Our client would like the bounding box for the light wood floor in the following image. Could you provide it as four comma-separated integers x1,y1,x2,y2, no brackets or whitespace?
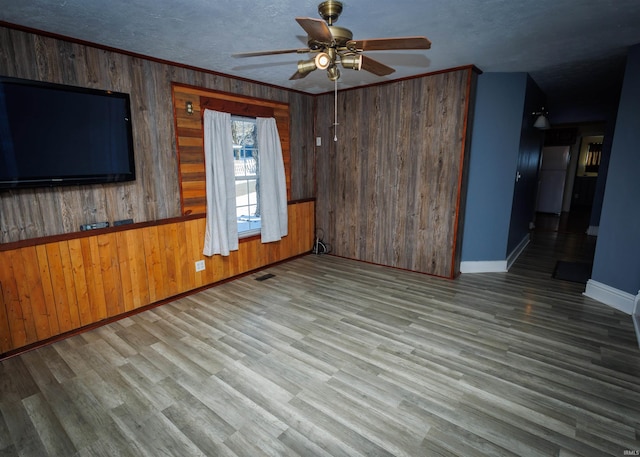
1,230,639,456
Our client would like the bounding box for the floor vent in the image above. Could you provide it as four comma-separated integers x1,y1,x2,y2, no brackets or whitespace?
255,273,275,281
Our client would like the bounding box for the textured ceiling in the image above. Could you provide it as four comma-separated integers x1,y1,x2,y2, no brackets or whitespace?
2,0,640,121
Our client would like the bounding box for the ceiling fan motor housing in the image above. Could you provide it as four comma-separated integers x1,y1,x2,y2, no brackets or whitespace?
329,26,353,46
308,25,353,48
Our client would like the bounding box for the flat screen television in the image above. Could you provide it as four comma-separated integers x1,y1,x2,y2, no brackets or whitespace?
0,76,135,190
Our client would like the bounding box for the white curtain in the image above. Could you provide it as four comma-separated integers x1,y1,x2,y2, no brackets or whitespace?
257,117,288,243
203,109,238,256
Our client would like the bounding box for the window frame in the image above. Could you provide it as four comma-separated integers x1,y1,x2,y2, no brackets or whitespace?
231,115,260,237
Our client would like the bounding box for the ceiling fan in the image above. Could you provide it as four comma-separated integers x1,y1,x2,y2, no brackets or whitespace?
233,0,431,81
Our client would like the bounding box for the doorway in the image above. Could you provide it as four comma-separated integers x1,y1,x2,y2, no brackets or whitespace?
536,145,570,215
572,135,603,210
534,130,604,236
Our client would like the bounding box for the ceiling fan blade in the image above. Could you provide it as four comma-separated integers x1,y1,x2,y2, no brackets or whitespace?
348,36,431,51
360,55,396,76
296,17,333,43
232,48,310,58
289,69,313,80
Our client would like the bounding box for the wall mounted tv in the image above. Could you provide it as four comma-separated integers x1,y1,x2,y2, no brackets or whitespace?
0,76,136,190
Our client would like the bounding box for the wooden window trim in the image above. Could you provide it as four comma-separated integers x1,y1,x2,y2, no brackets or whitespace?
201,98,274,118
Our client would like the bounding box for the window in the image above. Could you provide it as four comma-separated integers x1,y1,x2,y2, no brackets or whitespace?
232,116,260,235
172,84,291,218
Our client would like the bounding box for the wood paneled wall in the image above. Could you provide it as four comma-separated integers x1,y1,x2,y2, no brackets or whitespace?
0,25,315,244
314,67,477,278
0,200,315,356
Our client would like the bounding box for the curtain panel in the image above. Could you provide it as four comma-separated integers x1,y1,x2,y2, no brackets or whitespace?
257,117,288,243
202,111,287,256
203,109,238,256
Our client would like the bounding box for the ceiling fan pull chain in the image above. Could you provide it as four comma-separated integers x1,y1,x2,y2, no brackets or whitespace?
334,77,338,142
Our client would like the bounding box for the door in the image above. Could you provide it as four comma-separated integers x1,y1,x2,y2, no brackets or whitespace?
536,146,570,214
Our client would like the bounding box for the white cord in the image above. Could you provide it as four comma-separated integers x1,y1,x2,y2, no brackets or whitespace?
333,77,338,142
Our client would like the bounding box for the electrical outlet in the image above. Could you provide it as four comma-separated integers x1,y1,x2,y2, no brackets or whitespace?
195,260,205,272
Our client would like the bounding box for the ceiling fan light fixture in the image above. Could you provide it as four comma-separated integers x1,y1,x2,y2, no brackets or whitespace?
532,107,551,129
533,114,551,130
315,52,331,70
327,65,341,81
296,59,318,75
341,54,362,71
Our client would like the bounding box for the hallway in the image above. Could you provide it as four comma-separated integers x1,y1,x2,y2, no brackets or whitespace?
534,207,593,236
526,209,597,282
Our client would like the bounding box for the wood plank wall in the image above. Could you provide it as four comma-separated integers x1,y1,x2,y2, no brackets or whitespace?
314,67,478,278
0,25,315,244
0,200,315,356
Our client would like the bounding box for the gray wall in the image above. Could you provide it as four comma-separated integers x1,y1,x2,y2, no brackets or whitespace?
462,72,544,262
588,109,616,229
507,75,545,254
591,44,640,295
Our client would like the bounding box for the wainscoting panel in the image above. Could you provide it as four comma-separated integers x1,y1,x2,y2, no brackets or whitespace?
0,200,314,356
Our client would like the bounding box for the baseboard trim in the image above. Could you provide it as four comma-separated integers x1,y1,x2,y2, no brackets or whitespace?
583,280,635,315
460,260,507,273
507,234,530,270
460,234,530,274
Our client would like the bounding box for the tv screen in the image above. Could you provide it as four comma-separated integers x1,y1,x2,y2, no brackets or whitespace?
0,76,135,189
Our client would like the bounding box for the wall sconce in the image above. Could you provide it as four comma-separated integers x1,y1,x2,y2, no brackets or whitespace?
532,107,550,130
186,101,194,115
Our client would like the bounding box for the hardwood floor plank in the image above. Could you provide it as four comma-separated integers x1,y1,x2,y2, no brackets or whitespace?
0,356,41,403
225,417,297,457
1,399,48,456
288,396,394,457
299,384,425,457
35,381,100,450
216,364,367,457
74,431,147,457
457,391,601,456
421,423,520,457
68,369,126,412
109,402,206,457
277,427,336,457
159,379,240,457
116,362,176,411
